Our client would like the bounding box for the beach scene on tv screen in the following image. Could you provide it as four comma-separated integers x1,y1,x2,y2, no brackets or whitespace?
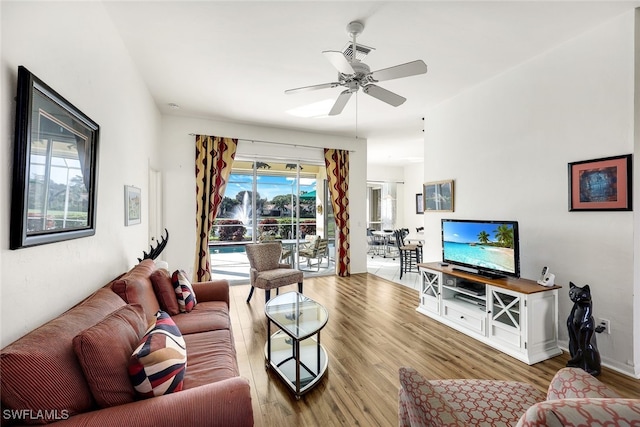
443,222,515,273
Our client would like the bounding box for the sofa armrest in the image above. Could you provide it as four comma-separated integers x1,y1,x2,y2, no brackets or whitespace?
191,279,230,307
516,398,640,427
547,368,619,400
48,377,252,427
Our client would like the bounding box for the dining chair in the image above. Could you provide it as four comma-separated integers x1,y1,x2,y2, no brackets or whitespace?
245,242,303,304
393,229,421,279
367,228,384,257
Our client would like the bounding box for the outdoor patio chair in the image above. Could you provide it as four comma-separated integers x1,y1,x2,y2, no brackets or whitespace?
298,236,329,271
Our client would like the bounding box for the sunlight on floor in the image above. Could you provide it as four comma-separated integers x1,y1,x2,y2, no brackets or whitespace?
366,252,421,291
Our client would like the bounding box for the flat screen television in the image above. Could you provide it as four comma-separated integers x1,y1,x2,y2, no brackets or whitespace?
441,219,520,279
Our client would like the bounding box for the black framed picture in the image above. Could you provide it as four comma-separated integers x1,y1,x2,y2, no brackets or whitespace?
568,154,632,212
10,66,100,249
416,193,424,214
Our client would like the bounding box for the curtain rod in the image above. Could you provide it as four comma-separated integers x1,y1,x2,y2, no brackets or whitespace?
188,134,357,152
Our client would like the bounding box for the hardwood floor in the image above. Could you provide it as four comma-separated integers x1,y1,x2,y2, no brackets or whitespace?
229,273,640,427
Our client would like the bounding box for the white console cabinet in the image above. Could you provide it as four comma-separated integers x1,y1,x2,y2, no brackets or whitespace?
417,262,562,365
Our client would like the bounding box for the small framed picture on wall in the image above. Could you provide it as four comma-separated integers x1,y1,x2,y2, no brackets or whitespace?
423,180,454,212
416,193,424,214
124,185,141,226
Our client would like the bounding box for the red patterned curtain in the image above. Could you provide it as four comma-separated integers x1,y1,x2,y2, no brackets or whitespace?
194,135,238,282
324,148,350,277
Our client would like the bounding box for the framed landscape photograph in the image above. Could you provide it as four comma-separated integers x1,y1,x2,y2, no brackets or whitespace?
416,193,424,214
125,185,141,225
10,66,100,249
568,154,632,211
423,180,454,212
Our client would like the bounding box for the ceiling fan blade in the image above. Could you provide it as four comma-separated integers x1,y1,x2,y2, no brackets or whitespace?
363,85,406,107
370,60,428,82
285,82,340,95
329,90,353,116
322,51,355,75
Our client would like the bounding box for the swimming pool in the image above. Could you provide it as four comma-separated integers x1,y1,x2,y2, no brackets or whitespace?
209,245,247,254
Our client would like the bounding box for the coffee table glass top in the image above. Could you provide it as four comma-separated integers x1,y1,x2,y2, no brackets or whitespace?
265,292,328,340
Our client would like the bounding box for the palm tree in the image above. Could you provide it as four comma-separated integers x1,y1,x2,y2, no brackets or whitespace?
477,230,490,244
493,224,514,248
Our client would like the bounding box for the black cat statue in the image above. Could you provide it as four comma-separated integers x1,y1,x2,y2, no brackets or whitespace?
566,282,601,376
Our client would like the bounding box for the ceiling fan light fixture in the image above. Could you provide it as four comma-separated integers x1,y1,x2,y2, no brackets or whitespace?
286,99,334,118
342,41,374,62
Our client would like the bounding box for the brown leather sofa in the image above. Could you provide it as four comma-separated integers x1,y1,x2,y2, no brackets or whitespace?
1,260,253,426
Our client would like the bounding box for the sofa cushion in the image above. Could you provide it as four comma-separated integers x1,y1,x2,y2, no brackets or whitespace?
72,304,147,408
111,259,160,323
0,288,126,424
182,329,239,389
172,270,197,313
428,378,544,426
150,268,180,316
129,311,187,398
171,301,230,335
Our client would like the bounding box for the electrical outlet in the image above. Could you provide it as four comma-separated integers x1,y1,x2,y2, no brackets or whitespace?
597,318,610,334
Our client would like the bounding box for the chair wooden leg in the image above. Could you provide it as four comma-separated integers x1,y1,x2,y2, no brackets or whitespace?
298,282,303,294
265,289,271,304
246,286,255,303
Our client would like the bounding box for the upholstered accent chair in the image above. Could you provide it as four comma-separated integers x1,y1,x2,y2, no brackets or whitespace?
245,242,303,304
398,366,640,427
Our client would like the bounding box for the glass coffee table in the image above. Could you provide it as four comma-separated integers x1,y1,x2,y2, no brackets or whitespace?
264,291,329,399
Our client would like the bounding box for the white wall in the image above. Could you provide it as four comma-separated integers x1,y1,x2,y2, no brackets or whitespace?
423,11,637,375
403,162,425,233
159,116,368,277
1,2,161,347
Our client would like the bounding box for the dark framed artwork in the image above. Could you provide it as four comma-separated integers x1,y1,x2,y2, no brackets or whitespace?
568,154,632,211
423,180,454,212
10,66,100,249
416,193,424,214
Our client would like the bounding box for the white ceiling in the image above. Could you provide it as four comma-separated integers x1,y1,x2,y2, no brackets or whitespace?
102,1,640,166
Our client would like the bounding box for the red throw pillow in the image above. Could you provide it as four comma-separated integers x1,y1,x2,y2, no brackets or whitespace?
150,268,180,316
73,304,147,408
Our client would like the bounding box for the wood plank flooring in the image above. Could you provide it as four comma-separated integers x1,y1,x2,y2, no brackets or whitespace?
229,273,640,427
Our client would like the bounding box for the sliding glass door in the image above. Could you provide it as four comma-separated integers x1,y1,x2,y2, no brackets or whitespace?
209,159,332,282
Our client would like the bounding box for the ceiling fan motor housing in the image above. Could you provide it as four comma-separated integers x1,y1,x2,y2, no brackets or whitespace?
346,21,364,37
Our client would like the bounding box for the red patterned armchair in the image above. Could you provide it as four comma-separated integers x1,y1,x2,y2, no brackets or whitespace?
398,367,640,427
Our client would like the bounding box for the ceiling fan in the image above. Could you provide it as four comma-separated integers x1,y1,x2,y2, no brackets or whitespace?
285,21,428,116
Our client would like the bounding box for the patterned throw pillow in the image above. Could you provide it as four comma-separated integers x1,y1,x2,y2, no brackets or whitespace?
128,311,187,398
171,270,197,313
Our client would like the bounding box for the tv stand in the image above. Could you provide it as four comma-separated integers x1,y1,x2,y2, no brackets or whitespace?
417,262,562,365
